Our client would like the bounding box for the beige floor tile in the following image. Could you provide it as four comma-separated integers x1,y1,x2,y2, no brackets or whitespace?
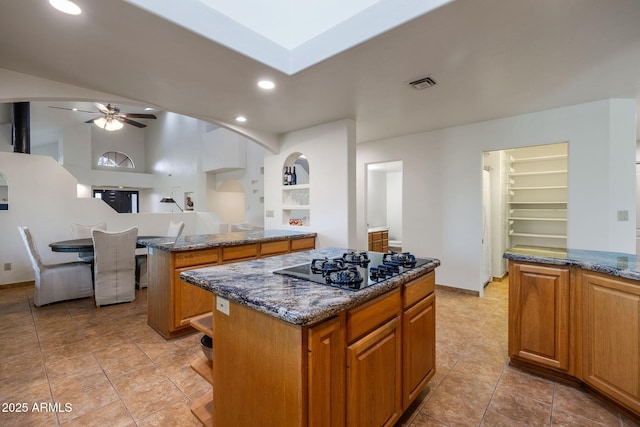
552,383,621,426
496,365,554,405
109,364,169,399
55,382,122,424
49,370,111,401
59,400,135,427
44,352,103,381
119,377,186,421
136,397,202,427
486,387,552,426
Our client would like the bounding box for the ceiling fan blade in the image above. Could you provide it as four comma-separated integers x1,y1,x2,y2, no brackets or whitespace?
119,117,147,128
94,102,109,114
48,106,97,114
121,113,157,119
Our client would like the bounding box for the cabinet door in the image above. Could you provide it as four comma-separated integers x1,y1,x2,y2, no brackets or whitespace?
509,261,570,371
347,316,402,427
403,293,435,407
582,271,640,413
173,265,215,330
308,315,346,427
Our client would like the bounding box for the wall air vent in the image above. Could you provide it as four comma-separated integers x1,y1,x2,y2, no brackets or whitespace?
408,76,437,90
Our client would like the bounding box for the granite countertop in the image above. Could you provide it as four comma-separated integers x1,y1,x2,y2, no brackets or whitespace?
504,245,640,281
138,229,316,252
180,247,440,326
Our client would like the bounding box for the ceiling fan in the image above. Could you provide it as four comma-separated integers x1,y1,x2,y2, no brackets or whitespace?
48,102,157,131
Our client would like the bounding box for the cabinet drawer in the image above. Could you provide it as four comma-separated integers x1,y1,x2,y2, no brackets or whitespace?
290,237,316,252
222,244,258,262
347,290,401,343
403,271,435,308
174,249,219,268
261,240,290,256
371,231,382,241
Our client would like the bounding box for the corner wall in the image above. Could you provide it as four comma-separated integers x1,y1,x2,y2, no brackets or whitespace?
264,119,357,249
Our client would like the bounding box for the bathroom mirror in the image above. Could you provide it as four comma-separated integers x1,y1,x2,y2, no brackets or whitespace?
0,172,8,211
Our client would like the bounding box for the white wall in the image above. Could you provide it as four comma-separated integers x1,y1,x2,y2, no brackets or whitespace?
357,99,637,295
367,170,387,227
0,152,208,285
386,171,402,242
264,119,357,249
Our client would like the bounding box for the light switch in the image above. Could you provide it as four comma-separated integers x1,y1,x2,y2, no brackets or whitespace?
617,210,629,221
216,296,230,315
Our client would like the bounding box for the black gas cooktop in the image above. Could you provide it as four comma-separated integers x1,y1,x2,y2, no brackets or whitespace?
272,251,432,291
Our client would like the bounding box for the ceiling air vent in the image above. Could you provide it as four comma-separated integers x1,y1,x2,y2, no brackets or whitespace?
408,76,437,90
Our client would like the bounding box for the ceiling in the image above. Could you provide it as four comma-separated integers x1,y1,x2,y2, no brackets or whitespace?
0,0,639,150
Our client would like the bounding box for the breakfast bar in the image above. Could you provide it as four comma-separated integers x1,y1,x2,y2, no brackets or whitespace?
504,245,640,419
139,230,316,339
180,247,440,427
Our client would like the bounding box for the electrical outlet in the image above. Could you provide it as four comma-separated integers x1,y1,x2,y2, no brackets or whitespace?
216,296,230,315
617,210,629,221
265,210,274,218
3,262,11,271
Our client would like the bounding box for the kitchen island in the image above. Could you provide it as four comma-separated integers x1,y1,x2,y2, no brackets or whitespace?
180,247,440,427
504,245,640,419
139,230,316,339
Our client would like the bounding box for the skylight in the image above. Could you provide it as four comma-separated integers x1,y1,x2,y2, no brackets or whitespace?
123,0,453,74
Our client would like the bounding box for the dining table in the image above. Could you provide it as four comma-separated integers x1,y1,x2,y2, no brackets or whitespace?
49,236,164,253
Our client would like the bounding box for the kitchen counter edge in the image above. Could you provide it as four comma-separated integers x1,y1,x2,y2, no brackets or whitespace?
503,245,640,282
138,229,316,252
180,248,440,326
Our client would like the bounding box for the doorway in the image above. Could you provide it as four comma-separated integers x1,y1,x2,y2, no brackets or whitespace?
483,142,568,280
367,161,403,251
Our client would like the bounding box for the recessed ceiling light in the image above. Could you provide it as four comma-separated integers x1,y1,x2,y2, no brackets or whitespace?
144,107,155,111
72,108,78,111
235,116,247,123
258,80,275,90
49,0,82,15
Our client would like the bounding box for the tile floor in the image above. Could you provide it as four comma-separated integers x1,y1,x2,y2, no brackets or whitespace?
0,280,636,426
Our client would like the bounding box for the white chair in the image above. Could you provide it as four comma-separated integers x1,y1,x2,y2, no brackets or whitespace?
136,221,184,289
92,227,138,307
71,222,106,262
18,226,93,307
167,220,185,237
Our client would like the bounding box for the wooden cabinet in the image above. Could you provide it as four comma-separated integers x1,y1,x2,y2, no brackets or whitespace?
508,261,571,372
308,315,346,427
192,270,435,427
346,291,402,427
148,235,316,339
403,292,435,407
368,229,389,252
581,271,640,414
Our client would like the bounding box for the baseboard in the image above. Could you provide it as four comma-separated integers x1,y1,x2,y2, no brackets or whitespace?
492,272,508,282
435,284,480,297
0,281,33,289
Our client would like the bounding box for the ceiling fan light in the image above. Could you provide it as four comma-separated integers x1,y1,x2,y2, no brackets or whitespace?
94,117,124,131
49,0,82,15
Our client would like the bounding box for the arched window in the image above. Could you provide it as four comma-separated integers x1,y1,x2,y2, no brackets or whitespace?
97,151,135,168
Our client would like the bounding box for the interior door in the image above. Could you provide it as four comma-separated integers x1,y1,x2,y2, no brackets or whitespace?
482,170,492,285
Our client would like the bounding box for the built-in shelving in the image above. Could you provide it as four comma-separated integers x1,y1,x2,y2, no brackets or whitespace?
507,143,568,248
189,313,213,427
282,155,310,227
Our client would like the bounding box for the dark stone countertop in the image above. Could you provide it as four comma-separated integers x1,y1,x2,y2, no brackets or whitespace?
138,229,316,252
504,245,640,281
180,247,440,326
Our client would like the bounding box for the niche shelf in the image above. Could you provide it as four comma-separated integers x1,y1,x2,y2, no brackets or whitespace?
282,154,310,227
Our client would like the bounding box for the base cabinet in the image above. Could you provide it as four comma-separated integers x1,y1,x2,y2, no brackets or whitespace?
403,292,436,407
509,261,571,372
308,316,346,427
148,236,315,339
197,273,436,427
581,271,640,414
509,260,640,418
347,315,402,427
